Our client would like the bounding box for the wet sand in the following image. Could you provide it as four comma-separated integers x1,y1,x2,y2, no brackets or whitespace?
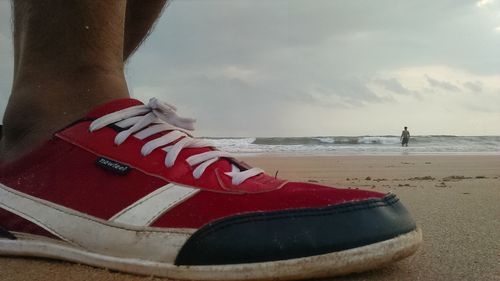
1,155,499,281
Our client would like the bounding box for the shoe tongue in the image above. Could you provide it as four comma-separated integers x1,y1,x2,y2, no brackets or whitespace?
86,98,144,119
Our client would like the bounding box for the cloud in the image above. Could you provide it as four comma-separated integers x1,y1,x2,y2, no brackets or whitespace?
477,0,494,7
373,78,418,96
219,66,259,84
388,66,500,116
463,81,483,92
300,78,385,108
425,75,462,92
331,78,384,105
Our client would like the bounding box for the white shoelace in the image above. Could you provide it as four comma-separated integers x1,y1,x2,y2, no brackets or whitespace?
89,98,264,185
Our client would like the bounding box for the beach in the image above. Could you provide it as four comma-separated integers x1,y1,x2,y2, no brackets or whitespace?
1,154,499,281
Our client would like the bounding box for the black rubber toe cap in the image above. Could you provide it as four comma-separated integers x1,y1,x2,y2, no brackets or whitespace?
175,194,416,265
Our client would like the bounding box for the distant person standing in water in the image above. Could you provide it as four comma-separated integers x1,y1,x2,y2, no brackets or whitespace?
401,126,410,147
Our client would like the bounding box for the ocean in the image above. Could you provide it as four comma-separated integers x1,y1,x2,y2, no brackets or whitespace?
202,135,500,155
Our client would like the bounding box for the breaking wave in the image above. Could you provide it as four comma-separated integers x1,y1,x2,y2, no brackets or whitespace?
203,135,500,155
252,136,402,145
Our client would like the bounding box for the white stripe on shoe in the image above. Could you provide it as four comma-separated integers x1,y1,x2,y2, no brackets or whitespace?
0,183,192,263
110,183,199,226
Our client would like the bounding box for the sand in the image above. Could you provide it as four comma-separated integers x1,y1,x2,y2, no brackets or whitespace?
1,155,499,281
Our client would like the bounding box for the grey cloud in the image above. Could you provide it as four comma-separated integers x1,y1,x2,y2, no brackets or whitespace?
135,0,500,76
425,75,462,92
374,78,418,95
294,78,387,109
463,81,483,92
331,78,383,105
132,70,293,136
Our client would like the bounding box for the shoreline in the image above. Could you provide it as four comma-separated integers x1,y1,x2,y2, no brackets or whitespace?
234,151,500,157
240,154,500,184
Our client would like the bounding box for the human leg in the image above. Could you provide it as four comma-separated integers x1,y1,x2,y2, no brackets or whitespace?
1,0,129,162
0,0,171,162
124,0,169,61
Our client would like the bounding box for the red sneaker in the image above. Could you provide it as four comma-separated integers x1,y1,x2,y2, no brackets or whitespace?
0,98,421,280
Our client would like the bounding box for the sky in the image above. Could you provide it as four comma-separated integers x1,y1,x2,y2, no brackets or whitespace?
1,0,500,137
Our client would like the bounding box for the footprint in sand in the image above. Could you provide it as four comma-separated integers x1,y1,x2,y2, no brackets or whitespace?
442,175,472,182
408,176,435,181
435,182,447,188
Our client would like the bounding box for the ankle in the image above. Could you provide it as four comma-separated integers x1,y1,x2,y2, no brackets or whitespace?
1,69,129,162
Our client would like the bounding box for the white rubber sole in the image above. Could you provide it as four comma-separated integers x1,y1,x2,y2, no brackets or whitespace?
0,228,422,281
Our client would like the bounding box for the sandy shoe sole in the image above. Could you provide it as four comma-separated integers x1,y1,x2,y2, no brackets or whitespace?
0,228,422,281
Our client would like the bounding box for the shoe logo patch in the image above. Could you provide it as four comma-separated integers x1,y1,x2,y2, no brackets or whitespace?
96,157,131,175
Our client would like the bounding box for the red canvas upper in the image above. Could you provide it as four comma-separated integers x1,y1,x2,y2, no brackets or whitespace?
0,98,384,236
